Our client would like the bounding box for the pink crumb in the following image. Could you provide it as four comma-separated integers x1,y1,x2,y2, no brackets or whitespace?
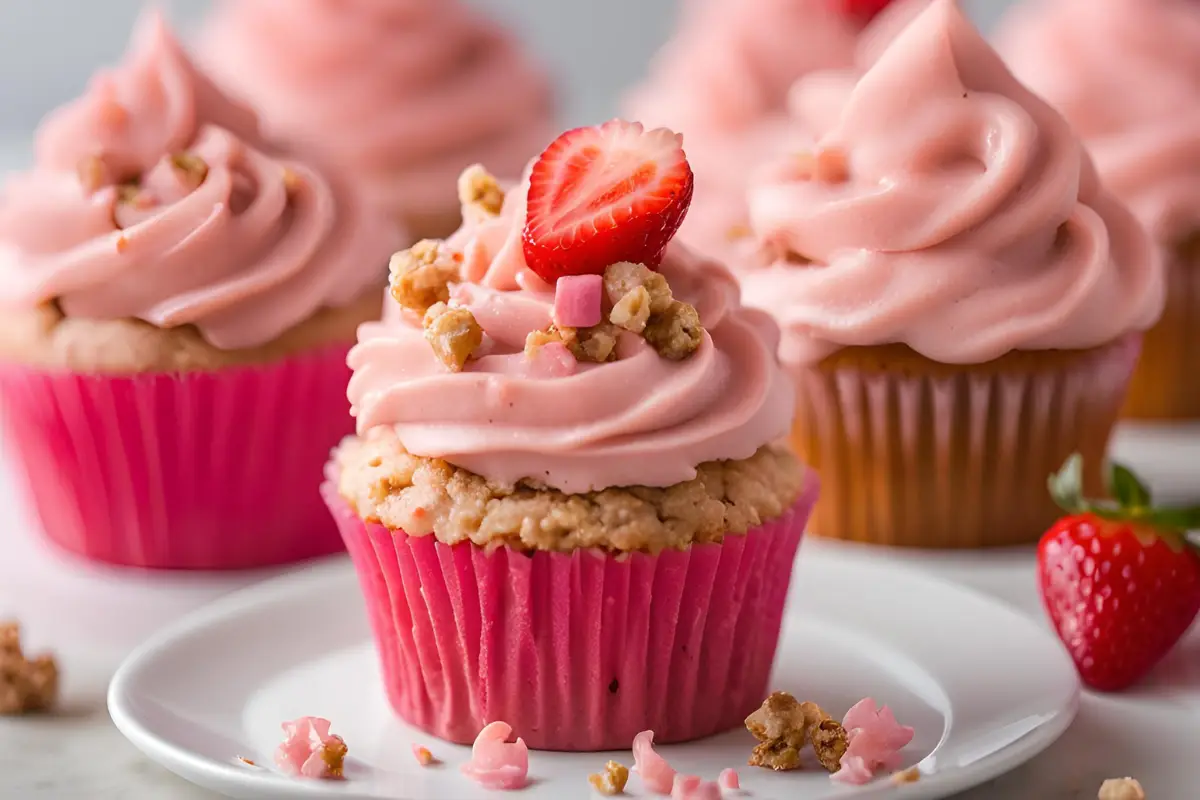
411,743,437,766
718,768,739,790
460,721,529,790
831,699,915,786
671,774,721,799
524,341,577,378
274,716,347,780
553,274,603,328
632,730,677,795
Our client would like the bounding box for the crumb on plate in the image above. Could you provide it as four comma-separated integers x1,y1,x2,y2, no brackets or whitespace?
745,691,847,773
1099,777,1146,800
0,622,58,715
588,760,629,795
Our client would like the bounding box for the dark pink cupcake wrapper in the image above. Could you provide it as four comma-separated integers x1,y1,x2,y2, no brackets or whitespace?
0,346,355,569
323,469,818,751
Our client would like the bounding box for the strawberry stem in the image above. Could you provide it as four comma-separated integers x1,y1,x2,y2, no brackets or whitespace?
1049,454,1200,538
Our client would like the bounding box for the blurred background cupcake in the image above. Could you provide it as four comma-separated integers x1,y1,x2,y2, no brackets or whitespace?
730,0,1163,547
999,0,1200,421
0,12,401,569
199,0,557,241
323,121,816,749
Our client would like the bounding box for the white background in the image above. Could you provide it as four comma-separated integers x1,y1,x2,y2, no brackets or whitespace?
0,0,1009,134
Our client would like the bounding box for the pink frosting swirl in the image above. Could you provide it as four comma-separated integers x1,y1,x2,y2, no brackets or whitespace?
1000,0,1200,242
200,0,555,225
739,0,1163,366
0,12,400,351
347,180,794,493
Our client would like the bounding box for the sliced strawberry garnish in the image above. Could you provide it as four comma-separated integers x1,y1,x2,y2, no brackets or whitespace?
830,0,896,25
522,119,694,283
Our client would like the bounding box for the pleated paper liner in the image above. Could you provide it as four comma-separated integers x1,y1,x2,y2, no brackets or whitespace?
0,345,356,569
1123,251,1200,419
322,469,819,752
790,336,1140,548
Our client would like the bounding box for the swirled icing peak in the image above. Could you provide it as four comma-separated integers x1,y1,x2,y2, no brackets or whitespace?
200,0,555,228
1000,0,1200,242
0,12,400,350
347,166,795,493
740,0,1163,366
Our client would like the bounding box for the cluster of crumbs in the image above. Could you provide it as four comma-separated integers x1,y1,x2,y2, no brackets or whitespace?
0,622,58,715
744,692,848,773
274,716,347,780
1099,778,1146,799
529,261,703,365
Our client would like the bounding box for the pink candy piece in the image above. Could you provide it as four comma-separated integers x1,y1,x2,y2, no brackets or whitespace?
553,274,603,328
632,730,677,795
671,774,721,799
460,721,529,791
273,716,346,780
524,341,577,379
831,699,915,786
718,768,739,790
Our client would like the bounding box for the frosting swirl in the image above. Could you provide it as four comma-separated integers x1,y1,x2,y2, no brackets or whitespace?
740,0,1163,366
347,180,794,494
1000,0,1200,242
201,0,555,226
0,13,400,351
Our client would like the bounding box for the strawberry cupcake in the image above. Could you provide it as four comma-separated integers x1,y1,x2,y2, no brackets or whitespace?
199,0,555,241
999,0,1200,420
0,13,401,569
624,0,928,263
323,121,816,749
733,0,1162,548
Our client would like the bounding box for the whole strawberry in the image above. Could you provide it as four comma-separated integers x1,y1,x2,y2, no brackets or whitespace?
1039,455,1200,692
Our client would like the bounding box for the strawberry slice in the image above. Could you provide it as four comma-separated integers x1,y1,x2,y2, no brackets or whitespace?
522,120,694,283
830,0,896,24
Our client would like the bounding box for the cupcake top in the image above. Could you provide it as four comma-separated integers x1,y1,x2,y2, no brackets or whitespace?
346,122,795,496
624,0,927,262
736,0,1163,367
200,0,555,228
1000,0,1200,244
0,12,399,353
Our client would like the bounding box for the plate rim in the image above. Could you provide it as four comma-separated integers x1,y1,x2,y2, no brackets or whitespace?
109,553,1080,800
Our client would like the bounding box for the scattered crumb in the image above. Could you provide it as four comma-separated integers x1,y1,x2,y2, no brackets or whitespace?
726,224,753,241
588,760,629,795
390,240,463,316
77,154,110,193
815,147,849,184
745,692,847,774
412,744,438,767
1099,778,1145,800
457,164,505,219
423,302,483,373
170,152,209,191
644,300,703,360
538,322,619,364
116,235,130,254
892,766,921,785
235,756,260,768
609,285,652,334
282,167,302,193
0,622,58,715
793,152,816,181
603,262,672,314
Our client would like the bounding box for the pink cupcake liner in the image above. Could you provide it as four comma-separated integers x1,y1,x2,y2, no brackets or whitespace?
322,469,818,751
0,346,355,569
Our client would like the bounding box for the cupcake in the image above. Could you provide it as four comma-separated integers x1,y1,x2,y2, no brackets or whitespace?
322,120,816,750
200,0,555,241
624,0,930,264
732,0,1163,548
999,0,1200,421
0,13,401,569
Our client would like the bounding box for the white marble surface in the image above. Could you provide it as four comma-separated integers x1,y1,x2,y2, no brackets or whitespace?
1,427,1198,799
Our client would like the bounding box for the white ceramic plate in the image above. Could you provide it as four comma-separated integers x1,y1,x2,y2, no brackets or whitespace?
109,552,1079,800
